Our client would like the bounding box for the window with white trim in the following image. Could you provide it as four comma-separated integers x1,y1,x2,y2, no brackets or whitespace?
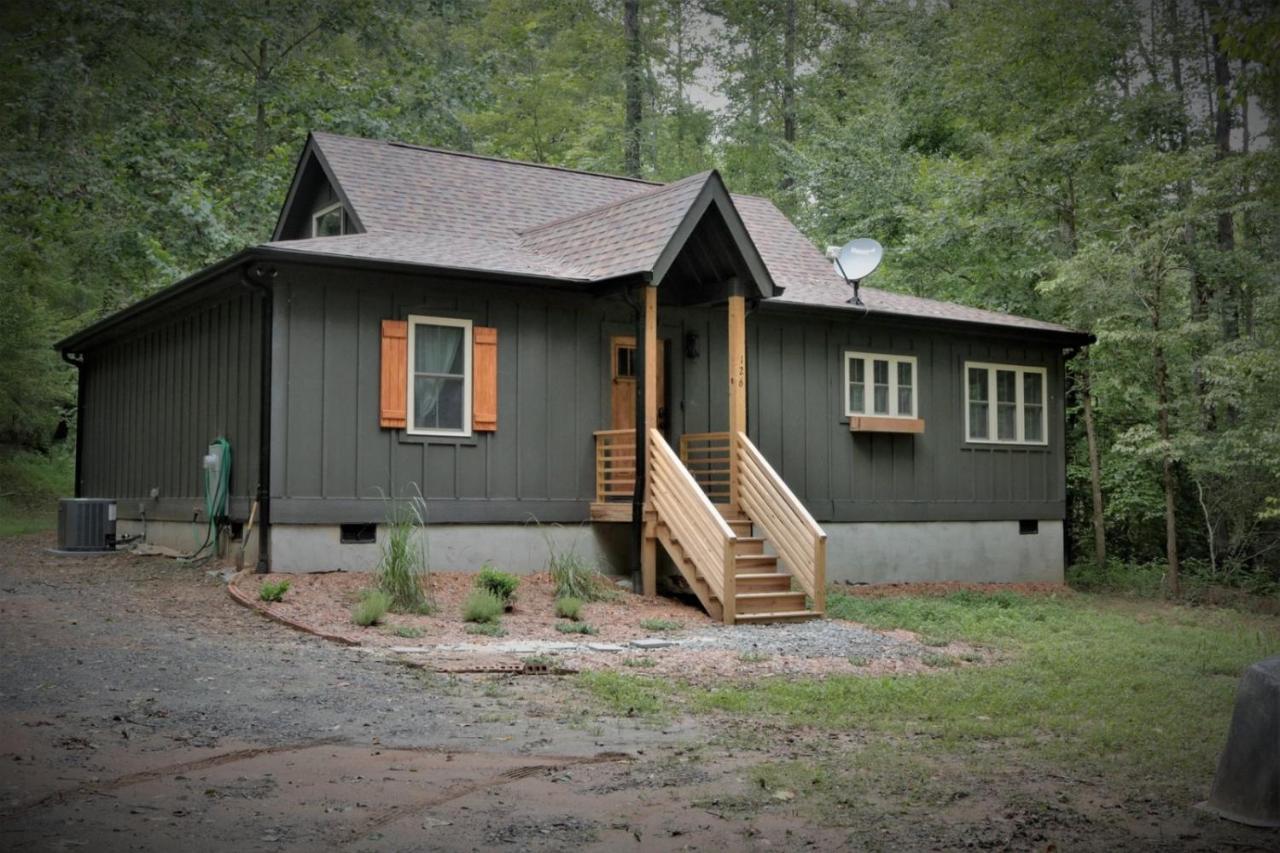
407,315,472,436
312,202,349,237
844,352,917,418
964,362,1047,445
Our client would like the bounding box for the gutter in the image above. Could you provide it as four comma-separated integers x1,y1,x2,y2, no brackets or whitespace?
240,262,277,573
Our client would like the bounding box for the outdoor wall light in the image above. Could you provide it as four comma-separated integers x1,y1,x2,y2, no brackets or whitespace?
685,331,700,360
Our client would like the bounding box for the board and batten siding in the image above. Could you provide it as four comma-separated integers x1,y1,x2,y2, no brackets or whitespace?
745,309,1066,523
270,266,1066,526
78,277,263,521
268,267,632,524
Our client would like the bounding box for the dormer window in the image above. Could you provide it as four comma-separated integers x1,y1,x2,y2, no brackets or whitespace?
312,202,349,237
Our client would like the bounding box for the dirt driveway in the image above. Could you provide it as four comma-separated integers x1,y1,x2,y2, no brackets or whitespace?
0,536,853,851
2,534,1275,852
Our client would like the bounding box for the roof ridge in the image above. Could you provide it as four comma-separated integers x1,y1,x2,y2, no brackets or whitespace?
519,171,715,238
311,131,664,187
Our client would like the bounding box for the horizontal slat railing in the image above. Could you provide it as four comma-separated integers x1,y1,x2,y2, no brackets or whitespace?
735,432,827,614
650,429,737,621
678,431,732,505
594,429,636,504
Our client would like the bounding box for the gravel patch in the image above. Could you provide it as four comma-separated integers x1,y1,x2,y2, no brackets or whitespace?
682,619,925,660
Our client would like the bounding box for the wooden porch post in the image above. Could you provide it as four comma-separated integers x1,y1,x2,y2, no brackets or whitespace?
641,284,658,596
727,292,747,510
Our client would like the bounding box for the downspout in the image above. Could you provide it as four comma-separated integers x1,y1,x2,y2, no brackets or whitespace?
60,351,85,498
623,284,646,593
241,262,277,573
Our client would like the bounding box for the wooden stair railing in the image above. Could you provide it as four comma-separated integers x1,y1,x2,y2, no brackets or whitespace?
735,432,827,615
648,429,739,624
677,431,732,505
593,429,636,504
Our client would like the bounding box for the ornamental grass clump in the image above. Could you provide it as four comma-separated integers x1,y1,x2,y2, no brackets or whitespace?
554,596,583,620
541,523,617,602
352,588,391,627
376,488,435,615
462,589,504,624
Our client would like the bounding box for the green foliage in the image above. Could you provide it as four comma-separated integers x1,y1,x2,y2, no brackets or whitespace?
462,589,504,624
258,579,290,603
389,624,424,639
639,618,681,632
376,491,434,615
622,656,656,668
465,621,506,637
351,588,390,627
0,448,73,537
474,565,519,605
554,596,583,620
575,671,668,716
738,651,770,663
554,621,597,635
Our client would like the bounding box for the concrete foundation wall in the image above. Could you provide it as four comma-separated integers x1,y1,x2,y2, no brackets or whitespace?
267,522,631,574
824,520,1064,585
117,519,259,568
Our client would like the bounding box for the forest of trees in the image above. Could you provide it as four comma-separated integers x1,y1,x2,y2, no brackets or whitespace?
2,0,1277,590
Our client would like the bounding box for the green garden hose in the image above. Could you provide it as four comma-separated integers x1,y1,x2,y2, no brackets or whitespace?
185,437,231,561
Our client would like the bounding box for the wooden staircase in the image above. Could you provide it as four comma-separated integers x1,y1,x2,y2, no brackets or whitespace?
647,429,825,624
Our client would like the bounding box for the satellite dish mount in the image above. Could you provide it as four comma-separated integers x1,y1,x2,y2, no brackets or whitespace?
831,238,883,306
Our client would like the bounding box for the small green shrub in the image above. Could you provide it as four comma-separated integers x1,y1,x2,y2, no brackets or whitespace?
623,656,657,668
922,652,958,668
640,618,681,632
258,579,290,602
847,655,870,667
738,651,771,663
475,565,519,605
463,589,505,623
389,625,424,638
555,596,583,620
555,622,598,635
352,589,391,627
466,622,506,637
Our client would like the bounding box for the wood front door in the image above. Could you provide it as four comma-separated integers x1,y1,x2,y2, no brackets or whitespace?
610,335,666,432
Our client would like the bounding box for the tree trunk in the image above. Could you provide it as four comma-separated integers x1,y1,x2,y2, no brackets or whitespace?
780,0,797,190
1081,359,1107,567
254,38,269,159
1212,15,1239,342
1154,339,1181,596
623,0,643,178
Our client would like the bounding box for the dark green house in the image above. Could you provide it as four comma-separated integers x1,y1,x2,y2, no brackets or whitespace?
57,132,1092,623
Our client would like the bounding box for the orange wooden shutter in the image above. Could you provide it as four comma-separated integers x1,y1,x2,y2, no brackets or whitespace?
473,326,498,432
379,320,408,429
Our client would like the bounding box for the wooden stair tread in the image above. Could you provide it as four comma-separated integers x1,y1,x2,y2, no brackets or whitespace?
734,610,820,622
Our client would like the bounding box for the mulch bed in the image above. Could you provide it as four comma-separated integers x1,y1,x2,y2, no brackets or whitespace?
244,570,717,649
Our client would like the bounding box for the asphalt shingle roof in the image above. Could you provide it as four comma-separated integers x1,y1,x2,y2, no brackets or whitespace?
265,132,1083,338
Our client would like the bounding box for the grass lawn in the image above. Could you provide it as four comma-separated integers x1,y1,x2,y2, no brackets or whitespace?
579,588,1280,816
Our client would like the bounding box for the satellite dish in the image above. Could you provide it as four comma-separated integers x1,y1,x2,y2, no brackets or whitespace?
831,238,883,306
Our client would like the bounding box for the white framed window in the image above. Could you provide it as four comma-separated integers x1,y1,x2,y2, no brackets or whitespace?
312,202,348,237
407,315,472,436
844,352,918,418
964,362,1047,445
